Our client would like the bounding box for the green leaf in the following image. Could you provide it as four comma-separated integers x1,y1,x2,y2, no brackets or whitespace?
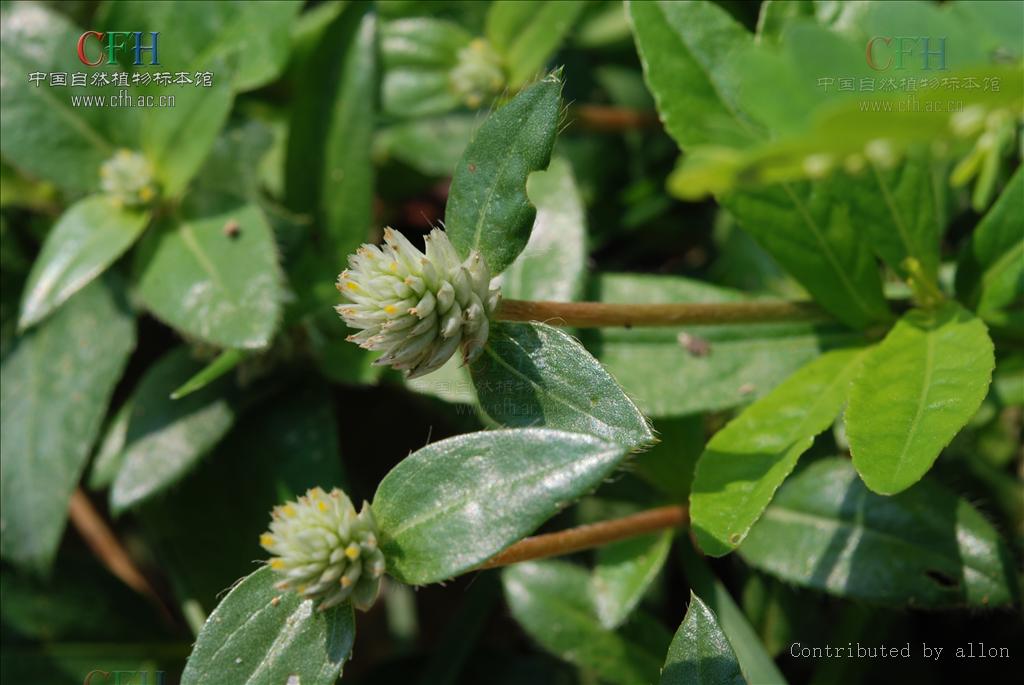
756,0,814,44
181,567,355,685
627,1,890,328
1,276,134,573
661,592,745,685
18,196,149,330
634,416,705,500
592,531,673,629
100,0,302,93
956,168,1024,332
740,458,1019,607
690,347,867,556
721,182,891,329
134,197,283,349
503,560,670,685
170,348,247,400
847,303,995,494
485,1,585,87
110,348,239,513
381,17,471,117
445,74,562,274
471,322,653,447
586,273,865,417
496,157,587,302
0,3,127,194
677,538,788,685
627,0,761,148
372,429,630,584
87,399,133,491
375,113,481,177
141,380,344,612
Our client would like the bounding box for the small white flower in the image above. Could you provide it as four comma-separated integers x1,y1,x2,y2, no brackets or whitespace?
99,149,158,207
336,228,500,378
449,38,505,108
261,487,385,611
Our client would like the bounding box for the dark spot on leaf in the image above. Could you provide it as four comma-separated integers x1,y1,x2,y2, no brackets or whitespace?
924,569,959,588
728,533,741,545
224,219,241,239
468,163,477,172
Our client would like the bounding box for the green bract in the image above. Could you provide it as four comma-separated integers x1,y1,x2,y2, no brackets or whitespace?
262,487,385,612
336,228,500,378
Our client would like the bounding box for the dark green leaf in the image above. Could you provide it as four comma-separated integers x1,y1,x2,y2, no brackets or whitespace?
593,531,673,629
740,458,1019,607
181,567,355,685
141,380,344,612
496,157,587,302
372,429,630,584
19,196,149,330
472,322,653,447
134,197,284,349
691,347,867,556
956,168,1023,332
1,277,134,573
375,113,481,177
445,74,562,274
847,303,994,494
87,399,133,491
587,273,865,417
661,592,745,685
503,560,669,685
678,538,788,685
110,348,239,513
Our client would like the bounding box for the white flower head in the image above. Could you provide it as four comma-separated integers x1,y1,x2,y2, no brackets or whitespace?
261,487,385,612
100,149,158,207
336,228,500,378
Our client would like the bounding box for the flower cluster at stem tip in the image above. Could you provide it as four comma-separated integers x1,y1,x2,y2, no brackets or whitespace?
261,487,385,611
100,149,158,208
336,227,500,378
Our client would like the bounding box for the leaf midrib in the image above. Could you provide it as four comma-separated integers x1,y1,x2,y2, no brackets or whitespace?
890,329,935,486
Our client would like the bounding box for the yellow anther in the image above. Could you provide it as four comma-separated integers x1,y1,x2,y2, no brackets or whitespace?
347,281,360,291
270,558,285,570
344,544,360,561
390,262,398,272
340,576,353,588
384,305,397,314
282,504,297,518
318,500,329,512
260,533,275,547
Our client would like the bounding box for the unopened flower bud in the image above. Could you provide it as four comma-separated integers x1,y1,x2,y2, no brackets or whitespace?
450,38,505,109
336,228,500,378
261,487,385,611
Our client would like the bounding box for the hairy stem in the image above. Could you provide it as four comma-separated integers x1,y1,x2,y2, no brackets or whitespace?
496,299,829,328
477,505,688,570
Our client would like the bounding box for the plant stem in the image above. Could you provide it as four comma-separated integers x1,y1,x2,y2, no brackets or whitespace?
496,299,829,328
570,104,661,132
477,505,688,570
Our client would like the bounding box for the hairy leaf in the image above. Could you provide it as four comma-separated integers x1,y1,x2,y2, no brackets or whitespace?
445,74,561,274
847,303,994,494
181,567,355,685
472,322,653,448
372,429,629,584
661,592,745,685
740,458,1019,607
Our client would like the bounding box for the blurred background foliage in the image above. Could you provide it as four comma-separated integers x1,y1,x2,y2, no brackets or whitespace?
1,1,1021,683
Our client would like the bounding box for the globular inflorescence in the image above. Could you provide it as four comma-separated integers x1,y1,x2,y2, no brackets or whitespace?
336,227,500,378
261,487,385,611
100,149,158,208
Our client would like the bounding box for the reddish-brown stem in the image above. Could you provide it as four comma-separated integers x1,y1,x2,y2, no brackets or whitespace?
570,104,661,132
496,298,828,328
68,488,177,628
477,505,688,570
